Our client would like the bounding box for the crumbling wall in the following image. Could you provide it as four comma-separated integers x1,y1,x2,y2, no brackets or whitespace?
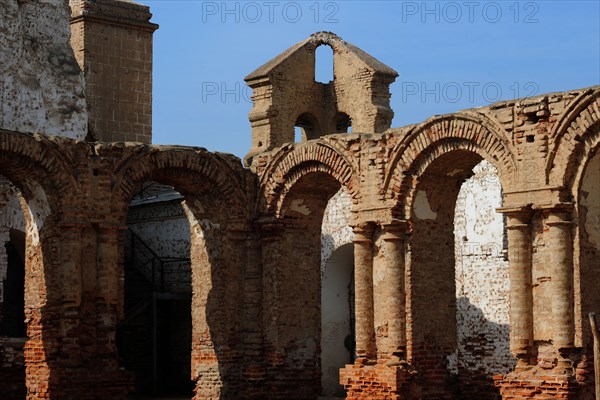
127,199,192,292
0,0,87,138
321,187,353,272
452,160,514,396
0,2,87,394
320,187,353,396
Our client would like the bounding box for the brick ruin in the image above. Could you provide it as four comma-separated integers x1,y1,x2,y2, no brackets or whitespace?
0,1,599,399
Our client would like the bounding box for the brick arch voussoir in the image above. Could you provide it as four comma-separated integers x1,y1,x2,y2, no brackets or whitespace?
384,113,515,220
260,141,359,217
560,124,600,200
547,88,600,188
111,146,248,225
0,130,78,212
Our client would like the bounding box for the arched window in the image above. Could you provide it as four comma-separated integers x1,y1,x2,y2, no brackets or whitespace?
333,112,352,133
315,44,334,83
295,113,321,142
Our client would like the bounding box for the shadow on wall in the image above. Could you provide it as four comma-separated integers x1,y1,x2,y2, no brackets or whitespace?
453,296,514,400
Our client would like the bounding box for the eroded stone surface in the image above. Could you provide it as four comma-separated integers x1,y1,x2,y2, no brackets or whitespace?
0,7,599,398
0,0,86,138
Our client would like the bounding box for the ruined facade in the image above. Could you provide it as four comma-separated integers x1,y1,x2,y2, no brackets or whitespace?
0,1,599,400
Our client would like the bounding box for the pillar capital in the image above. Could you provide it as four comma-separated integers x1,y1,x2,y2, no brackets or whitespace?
379,219,410,240
255,216,284,241
545,210,574,227
352,221,375,241
498,205,533,226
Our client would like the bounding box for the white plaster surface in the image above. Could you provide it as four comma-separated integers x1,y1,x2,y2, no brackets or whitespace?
0,0,87,138
320,244,353,397
413,190,437,220
320,188,353,396
452,160,514,375
128,200,193,292
321,187,353,274
581,151,600,248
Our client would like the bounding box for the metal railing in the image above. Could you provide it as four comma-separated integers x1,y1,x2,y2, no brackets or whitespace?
125,229,166,292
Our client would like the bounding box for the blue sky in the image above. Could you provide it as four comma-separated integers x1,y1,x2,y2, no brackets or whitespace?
146,1,600,158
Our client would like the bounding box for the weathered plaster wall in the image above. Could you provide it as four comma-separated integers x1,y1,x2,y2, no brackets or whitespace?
576,150,600,351
321,244,354,397
321,187,353,272
452,160,514,381
321,188,353,396
580,152,600,249
0,0,87,138
127,199,192,293
0,3,87,392
128,201,191,259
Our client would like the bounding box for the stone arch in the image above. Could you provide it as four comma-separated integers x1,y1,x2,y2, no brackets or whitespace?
0,131,79,399
0,130,78,210
257,139,358,397
383,112,516,219
547,90,600,353
295,112,322,141
111,146,248,223
332,112,352,133
109,145,249,399
546,88,600,190
259,140,359,218
380,113,517,398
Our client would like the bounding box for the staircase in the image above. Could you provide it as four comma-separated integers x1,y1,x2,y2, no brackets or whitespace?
125,229,165,292
119,229,192,395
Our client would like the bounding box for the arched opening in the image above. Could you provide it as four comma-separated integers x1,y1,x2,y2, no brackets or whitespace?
2,229,26,338
295,112,321,142
321,244,354,397
0,177,28,400
117,182,194,399
577,147,600,349
333,113,352,134
294,126,303,143
321,187,355,397
268,170,346,397
315,44,334,83
407,150,509,399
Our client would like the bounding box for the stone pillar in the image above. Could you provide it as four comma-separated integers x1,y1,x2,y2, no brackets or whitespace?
505,209,534,364
96,225,123,307
377,220,408,360
354,222,376,359
546,207,575,351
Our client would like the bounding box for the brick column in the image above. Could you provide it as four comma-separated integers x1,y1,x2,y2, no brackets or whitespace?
505,209,534,365
234,224,267,398
546,206,575,351
354,222,376,359
377,220,408,360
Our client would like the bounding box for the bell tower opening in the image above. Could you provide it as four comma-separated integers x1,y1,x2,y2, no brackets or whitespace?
315,44,334,83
